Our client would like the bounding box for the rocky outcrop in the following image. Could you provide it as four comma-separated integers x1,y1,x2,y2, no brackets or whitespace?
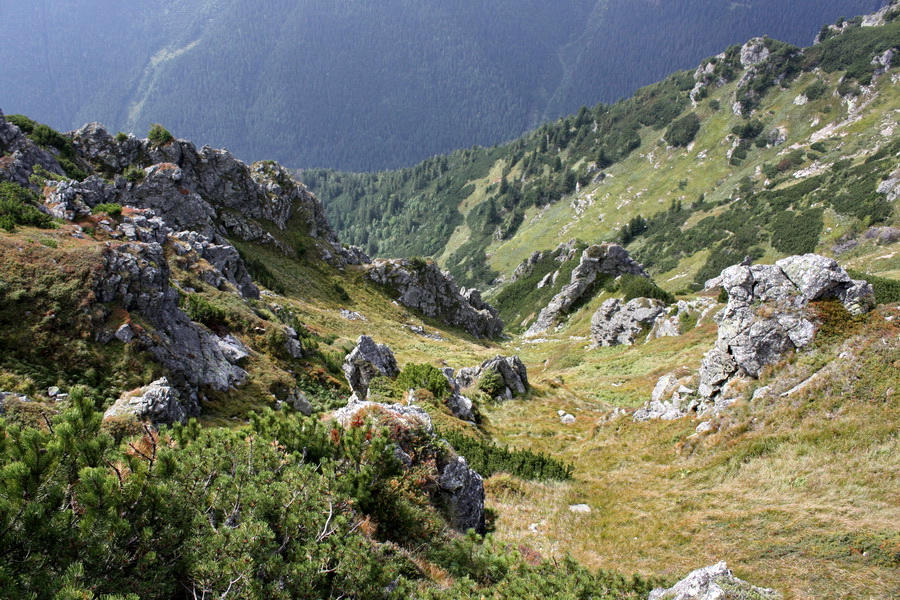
740,38,771,67
648,562,780,600
0,109,67,187
456,355,529,401
438,455,486,533
590,297,667,347
103,377,188,425
68,122,341,261
633,373,698,422
363,258,503,338
646,297,718,341
637,255,874,421
439,368,477,423
341,336,400,401
95,241,247,412
332,400,485,533
171,230,259,299
525,244,648,337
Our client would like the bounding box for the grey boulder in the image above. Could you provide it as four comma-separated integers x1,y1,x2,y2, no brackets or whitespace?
341,336,400,400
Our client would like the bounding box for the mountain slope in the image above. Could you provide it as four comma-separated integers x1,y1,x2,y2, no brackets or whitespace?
309,7,900,306
0,0,888,170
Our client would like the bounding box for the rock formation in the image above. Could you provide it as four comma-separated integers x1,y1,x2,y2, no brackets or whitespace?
456,355,529,401
94,241,248,413
646,297,718,341
104,377,188,425
332,400,485,533
525,244,648,337
363,258,503,338
648,562,780,600
341,336,400,401
636,254,874,421
590,297,667,347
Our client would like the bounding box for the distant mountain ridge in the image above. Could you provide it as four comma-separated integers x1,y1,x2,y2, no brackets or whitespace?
0,0,888,170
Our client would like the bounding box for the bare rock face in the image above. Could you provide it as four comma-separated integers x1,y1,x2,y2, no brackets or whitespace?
363,258,503,338
590,297,667,347
740,37,771,67
648,562,780,600
704,254,873,394
341,336,400,401
525,244,648,337
456,355,529,401
104,377,187,425
438,455,486,533
331,400,485,533
171,230,259,299
95,242,247,412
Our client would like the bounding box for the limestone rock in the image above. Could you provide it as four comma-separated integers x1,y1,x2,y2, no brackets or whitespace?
525,244,648,337
457,355,529,401
647,297,717,341
332,400,433,434
94,242,247,411
363,258,503,338
341,336,400,400
700,255,873,401
171,230,259,299
648,562,780,600
0,109,67,188
740,38,771,67
104,377,187,425
438,455,486,534
590,297,667,347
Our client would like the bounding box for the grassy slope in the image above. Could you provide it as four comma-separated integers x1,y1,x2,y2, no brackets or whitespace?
429,66,900,295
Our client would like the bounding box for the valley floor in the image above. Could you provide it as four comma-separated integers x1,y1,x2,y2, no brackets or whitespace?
475,306,898,600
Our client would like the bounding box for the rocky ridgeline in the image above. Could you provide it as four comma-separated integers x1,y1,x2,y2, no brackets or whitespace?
525,243,648,337
649,562,780,600
635,254,874,422
364,258,503,338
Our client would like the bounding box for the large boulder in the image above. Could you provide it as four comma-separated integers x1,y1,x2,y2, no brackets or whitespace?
363,258,503,338
456,355,529,401
700,255,873,398
648,562,780,600
104,377,188,425
525,244,648,337
331,401,485,533
590,297,667,347
341,336,400,401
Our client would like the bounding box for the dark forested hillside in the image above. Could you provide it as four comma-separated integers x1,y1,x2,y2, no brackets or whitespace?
0,0,887,170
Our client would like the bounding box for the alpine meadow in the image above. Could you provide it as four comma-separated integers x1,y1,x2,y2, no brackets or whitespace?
0,1,898,599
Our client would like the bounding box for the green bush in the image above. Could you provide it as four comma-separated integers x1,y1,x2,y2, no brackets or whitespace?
804,79,828,100
147,123,174,146
440,429,572,481
91,203,123,217
0,182,54,231
396,363,451,400
664,113,701,147
123,165,144,182
477,368,506,398
181,294,226,327
619,274,674,304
